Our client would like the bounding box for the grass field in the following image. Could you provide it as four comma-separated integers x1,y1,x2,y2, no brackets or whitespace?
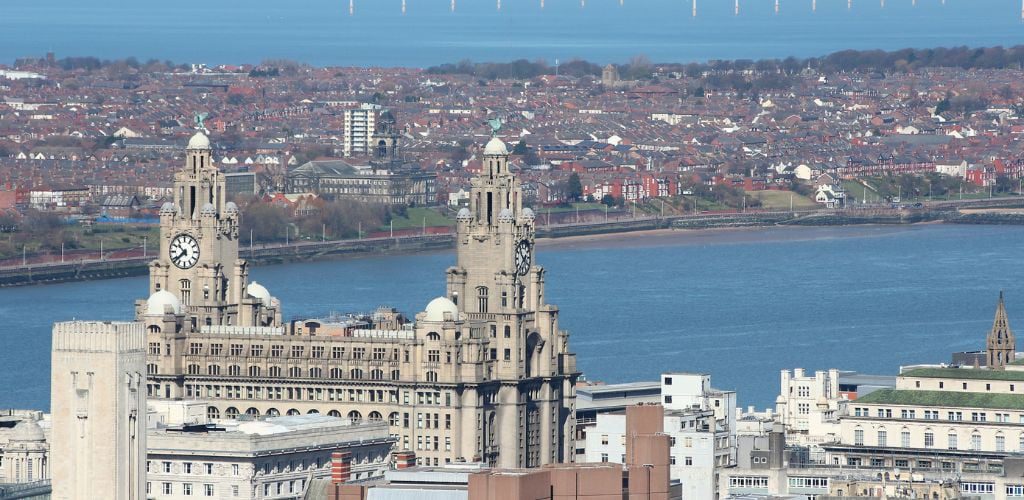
747,190,817,210
386,207,454,230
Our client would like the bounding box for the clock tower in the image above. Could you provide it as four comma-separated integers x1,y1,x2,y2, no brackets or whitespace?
140,132,280,331
446,134,577,468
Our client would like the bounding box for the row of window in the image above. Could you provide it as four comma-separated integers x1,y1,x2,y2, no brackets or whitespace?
148,482,221,497
180,364,411,381
729,476,769,489
853,427,1019,452
182,343,407,361
788,477,829,489
179,385,450,408
147,461,231,476
852,407,1015,423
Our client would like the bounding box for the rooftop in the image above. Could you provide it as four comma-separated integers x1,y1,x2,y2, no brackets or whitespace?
856,389,1024,410
901,367,1024,382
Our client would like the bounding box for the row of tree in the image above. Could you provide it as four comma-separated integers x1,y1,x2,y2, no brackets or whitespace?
425,45,1024,83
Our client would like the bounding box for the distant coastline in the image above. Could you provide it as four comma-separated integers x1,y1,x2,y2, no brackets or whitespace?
4,205,1024,287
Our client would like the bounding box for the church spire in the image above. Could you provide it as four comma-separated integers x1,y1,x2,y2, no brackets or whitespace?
987,291,1015,369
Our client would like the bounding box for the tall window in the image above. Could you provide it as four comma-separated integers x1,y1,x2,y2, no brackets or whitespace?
924,432,934,448
877,430,887,447
948,433,958,450
477,286,489,313
997,435,1006,452
854,429,864,446
180,279,192,306
971,433,982,451
901,430,911,448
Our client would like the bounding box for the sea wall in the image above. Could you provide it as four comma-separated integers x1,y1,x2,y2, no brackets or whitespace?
5,207,1024,287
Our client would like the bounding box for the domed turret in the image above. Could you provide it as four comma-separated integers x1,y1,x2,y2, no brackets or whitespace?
246,281,272,307
200,202,217,217
159,202,177,216
483,137,508,156
423,296,459,322
224,201,239,216
521,207,535,222
497,208,515,223
10,420,45,442
187,131,211,150
146,290,182,316
456,207,472,222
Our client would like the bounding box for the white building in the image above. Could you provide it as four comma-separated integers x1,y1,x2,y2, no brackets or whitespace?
583,373,736,500
145,405,395,500
51,320,147,500
343,104,381,157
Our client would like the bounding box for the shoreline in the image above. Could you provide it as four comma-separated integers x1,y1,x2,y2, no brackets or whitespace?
3,209,1024,287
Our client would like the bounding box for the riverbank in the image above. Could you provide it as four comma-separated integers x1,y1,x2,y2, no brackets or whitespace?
4,205,1024,287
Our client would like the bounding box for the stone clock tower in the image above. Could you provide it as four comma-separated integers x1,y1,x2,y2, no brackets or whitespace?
446,135,578,468
140,132,280,331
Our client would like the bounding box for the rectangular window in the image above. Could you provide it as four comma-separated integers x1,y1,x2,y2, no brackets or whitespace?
901,431,910,448
163,483,173,495
948,433,958,450
924,432,934,448
998,435,1006,452
204,484,214,497
184,483,193,496
877,430,887,447
854,429,864,446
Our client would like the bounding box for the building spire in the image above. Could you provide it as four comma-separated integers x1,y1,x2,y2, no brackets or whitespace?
987,290,1015,369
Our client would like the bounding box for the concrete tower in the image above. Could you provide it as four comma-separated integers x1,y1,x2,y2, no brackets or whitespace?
445,134,578,468
987,291,1015,369
50,321,146,500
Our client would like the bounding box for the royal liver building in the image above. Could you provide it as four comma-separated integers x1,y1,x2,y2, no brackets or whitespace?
139,131,579,468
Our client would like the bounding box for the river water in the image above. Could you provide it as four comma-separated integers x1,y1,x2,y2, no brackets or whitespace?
2,224,1023,411
1,0,1022,66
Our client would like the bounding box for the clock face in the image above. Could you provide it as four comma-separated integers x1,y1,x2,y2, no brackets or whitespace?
169,233,200,269
514,240,532,276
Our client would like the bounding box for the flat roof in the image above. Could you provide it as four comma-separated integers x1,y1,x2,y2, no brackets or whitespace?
901,367,1024,382
857,389,1024,410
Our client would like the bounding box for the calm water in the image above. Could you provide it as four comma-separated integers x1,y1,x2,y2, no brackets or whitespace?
2,224,1024,411
1,0,1022,66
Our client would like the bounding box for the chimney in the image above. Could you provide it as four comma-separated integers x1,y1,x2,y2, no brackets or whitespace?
394,451,417,469
331,451,352,484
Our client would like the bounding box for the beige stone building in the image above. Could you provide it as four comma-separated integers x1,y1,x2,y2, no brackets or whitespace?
141,132,579,469
50,320,147,500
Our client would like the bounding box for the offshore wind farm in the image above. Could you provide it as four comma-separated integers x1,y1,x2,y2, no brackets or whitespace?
1,0,1022,67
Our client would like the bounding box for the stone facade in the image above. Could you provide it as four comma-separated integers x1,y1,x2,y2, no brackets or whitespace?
141,133,578,470
51,320,146,500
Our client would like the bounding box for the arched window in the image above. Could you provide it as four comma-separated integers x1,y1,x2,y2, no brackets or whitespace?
427,332,441,341
476,286,489,312
269,366,282,377
228,365,241,376
266,408,280,417
351,368,363,379
307,409,320,415
328,410,341,417
370,369,384,380
309,367,322,378
207,365,221,376
348,411,362,424
207,406,220,420
389,412,401,426
368,411,383,422
187,364,200,375
225,407,240,419
248,366,261,377
391,369,400,380
287,409,300,416
289,367,302,378
148,325,161,333
426,371,438,383
246,407,260,417
330,368,343,379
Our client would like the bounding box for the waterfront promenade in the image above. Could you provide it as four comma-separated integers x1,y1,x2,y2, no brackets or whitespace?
3,196,1023,287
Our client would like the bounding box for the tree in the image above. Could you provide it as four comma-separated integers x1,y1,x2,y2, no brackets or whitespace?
512,140,528,156
601,194,616,207
566,173,583,202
